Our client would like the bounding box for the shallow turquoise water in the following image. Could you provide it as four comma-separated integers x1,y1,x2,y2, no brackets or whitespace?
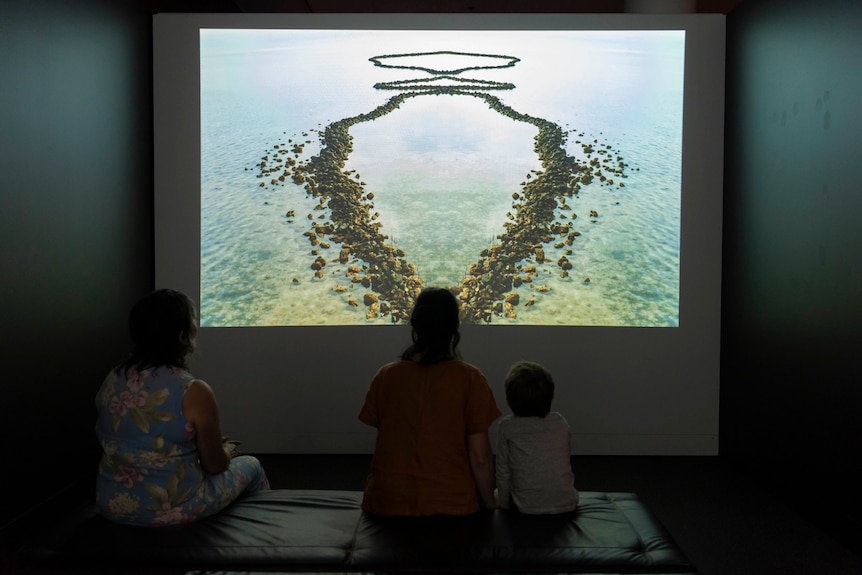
200,30,683,327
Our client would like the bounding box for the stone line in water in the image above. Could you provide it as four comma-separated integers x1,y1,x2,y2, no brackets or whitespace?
252,86,630,324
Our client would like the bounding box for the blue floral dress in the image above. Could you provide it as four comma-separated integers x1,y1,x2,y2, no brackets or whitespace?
95,365,269,526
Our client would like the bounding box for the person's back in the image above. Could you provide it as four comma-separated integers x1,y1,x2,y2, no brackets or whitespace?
495,361,579,515
359,359,499,515
358,288,500,516
95,365,203,525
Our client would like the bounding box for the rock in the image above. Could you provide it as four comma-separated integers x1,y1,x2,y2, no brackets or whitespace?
310,256,326,271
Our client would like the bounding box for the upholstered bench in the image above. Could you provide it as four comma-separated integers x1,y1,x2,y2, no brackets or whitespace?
20,489,696,574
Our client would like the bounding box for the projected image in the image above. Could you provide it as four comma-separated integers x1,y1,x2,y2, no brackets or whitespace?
200,29,684,327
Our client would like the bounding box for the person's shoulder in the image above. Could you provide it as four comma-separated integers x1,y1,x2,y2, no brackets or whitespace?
372,359,411,380
501,414,535,426
545,411,571,428
135,364,193,378
448,361,493,389
183,377,217,405
156,365,196,385
449,360,487,377
378,359,410,372
498,415,539,436
104,366,122,383
497,413,516,427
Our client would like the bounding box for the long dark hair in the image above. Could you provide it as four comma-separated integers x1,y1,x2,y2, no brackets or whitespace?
118,289,197,375
401,288,461,366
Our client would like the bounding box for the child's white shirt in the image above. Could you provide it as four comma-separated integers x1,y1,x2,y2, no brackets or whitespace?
495,412,579,514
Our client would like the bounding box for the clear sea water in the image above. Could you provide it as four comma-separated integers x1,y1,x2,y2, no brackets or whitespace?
200,29,684,327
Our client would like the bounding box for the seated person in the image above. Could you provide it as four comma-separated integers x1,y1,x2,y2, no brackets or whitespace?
94,289,269,526
495,361,579,514
359,287,501,516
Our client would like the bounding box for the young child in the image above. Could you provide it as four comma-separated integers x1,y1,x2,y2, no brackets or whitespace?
495,361,579,514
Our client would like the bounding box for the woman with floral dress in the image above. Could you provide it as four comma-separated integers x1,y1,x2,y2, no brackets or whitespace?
94,289,269,526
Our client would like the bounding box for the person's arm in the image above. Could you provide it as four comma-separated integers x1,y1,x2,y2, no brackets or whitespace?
182,379,230,475
495,425,511,510
358,371,381,428
468,429,497,510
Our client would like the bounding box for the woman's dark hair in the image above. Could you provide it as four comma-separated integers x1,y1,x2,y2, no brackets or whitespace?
401,288,461,366
504,361,555,417
118,289,197,374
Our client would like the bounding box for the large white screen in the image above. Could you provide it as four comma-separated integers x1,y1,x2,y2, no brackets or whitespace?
155,13,724,454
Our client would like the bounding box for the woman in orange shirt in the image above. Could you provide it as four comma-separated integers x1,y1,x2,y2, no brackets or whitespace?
359,288,501,516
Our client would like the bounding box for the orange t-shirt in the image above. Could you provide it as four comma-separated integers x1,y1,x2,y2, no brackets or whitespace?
358,359,501,516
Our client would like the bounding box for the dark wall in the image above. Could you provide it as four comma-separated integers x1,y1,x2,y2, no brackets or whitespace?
722,0,862,535
0,0,154,526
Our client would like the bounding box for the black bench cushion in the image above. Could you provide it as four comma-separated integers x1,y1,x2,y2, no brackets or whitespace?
352,492,692,572
24,490,695,574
